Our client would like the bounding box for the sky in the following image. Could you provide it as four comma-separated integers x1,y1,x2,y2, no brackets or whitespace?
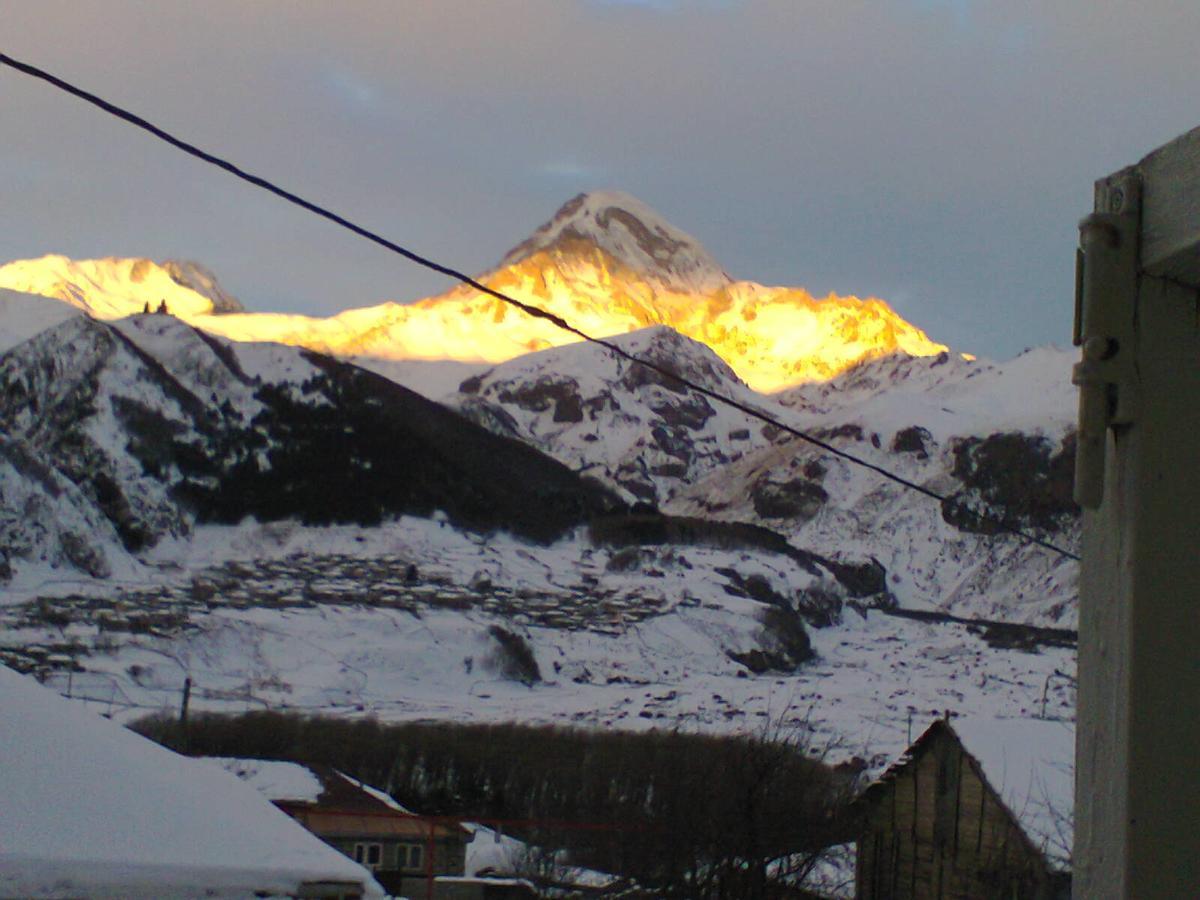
3,0,1200,360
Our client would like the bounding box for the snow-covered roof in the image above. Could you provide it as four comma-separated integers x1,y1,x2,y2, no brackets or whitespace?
0,665,382,898
202,757,326,804
865,716,1074,871
204,757,418,814
951,716,1074,870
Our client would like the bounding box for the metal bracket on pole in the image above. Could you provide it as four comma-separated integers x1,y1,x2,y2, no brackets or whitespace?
1072,174,1141,509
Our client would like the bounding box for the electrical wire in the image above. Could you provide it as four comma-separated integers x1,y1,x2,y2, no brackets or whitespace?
0,50,1079,561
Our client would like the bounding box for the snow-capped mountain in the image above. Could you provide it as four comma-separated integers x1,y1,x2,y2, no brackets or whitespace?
429,325,1079,625
0,202,1081,856
498,190,732,294
0,256,244,319
670,349,1080,625
449,326,774,504
0,312,619,583
0,191,947,392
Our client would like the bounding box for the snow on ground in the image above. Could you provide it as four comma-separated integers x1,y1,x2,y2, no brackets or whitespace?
779,346,1077,443
463,824,529,877
0,664,381,899
4,517,1075,787
358,355,491,398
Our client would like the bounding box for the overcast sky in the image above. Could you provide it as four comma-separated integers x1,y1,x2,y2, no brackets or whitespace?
4,1,1200,359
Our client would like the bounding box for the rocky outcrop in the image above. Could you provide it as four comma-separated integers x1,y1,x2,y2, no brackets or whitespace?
942,431,1078,535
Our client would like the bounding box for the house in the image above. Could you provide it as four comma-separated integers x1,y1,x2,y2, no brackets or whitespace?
853,716,1073,900
0,664,381,899
209,757,471,898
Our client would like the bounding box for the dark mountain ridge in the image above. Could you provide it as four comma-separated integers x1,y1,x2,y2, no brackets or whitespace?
0,314,623,578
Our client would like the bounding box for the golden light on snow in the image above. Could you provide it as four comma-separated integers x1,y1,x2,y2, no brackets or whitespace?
0,251,948,394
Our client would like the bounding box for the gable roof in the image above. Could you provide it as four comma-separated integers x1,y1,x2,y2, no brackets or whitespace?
860,716,1074,871
205,756,470,839
0,665,382,898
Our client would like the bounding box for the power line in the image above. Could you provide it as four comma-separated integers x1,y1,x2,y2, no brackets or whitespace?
0,50,1079,561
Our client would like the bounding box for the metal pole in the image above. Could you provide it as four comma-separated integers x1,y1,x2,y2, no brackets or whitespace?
425,818,435,900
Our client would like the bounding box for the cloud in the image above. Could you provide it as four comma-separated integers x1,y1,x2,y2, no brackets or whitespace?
5,0,1200,357
536,161,604,179
319,66,381,114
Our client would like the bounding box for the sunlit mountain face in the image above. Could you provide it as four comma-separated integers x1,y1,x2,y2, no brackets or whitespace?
0,191,947,392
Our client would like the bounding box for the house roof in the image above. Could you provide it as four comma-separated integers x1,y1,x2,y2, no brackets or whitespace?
0,665,383,898
860,716,1074,871
205,756,470,839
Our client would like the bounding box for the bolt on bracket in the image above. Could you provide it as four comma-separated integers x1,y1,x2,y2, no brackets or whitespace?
1072,173,1140,509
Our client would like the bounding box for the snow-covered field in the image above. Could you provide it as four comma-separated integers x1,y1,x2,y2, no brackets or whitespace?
2,517,1075,783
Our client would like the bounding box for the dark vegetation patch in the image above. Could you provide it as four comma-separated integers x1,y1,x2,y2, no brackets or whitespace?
881,607,1077,651
941,431,1078,535
814,423,864,442
175,355,622,542
819,557,889,600
134,712,850,898
591,512,822,576
485,625,541,685
715,568,793,607
891,425,932,458
457,371,488,395
649,393,715,431
591,512,893,608
729,605,815,673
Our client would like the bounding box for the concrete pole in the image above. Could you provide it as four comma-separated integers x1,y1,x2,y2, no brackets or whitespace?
1074,127,1200,898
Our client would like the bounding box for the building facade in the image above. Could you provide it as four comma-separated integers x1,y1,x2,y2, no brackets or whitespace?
854,718,1071,900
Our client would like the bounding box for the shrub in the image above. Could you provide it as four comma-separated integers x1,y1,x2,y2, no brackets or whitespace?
486,625,541,685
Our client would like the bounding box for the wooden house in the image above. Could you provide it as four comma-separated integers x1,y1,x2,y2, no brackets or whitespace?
853,716,1073,900
211,757,470,898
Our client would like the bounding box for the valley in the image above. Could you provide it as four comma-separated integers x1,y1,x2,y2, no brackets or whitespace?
0,518,1075,778
0,190,1080,895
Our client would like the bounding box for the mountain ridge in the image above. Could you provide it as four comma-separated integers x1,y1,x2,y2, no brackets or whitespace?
0,191,949,393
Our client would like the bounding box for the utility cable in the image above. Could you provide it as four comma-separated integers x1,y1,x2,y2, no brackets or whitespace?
0,51,1079,561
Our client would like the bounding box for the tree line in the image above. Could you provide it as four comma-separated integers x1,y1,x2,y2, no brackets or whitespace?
134,711,856,898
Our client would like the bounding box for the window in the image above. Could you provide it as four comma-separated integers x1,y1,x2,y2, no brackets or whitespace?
399,844,423,870
353,842,383,870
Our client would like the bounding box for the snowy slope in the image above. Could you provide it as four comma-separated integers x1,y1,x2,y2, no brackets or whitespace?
0,313,618,586
0,255,243,319
0,517,1075,783
0,287,82,354
448,325,775,504
778,347,1077,441
671,349,1080,625
0,664,380,898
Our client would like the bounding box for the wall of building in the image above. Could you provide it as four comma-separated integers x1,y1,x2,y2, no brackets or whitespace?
856,733,1060,899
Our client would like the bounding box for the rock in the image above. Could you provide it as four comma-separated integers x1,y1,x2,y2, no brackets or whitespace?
891,425,932,458
751,477,828,521
942,431,1079,534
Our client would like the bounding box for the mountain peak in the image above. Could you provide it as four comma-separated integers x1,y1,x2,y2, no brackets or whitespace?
0,255,244,320
500,191,731,293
